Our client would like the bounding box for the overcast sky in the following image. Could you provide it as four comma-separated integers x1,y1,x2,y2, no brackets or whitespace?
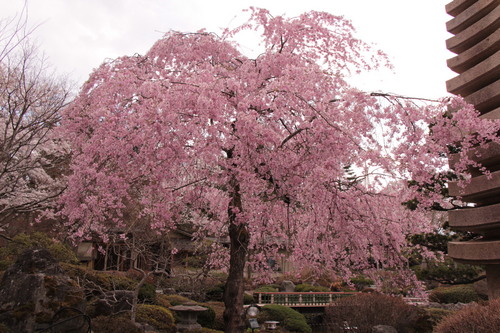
1,0,456,98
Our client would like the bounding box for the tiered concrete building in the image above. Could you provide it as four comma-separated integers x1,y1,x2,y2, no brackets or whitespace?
445,0,500,299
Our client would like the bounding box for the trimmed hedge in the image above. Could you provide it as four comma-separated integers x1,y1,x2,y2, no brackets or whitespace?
349,275,374,291
204,301,224,331
254,285,278,292
136,304,175,332
138,282,157,303
197,304,216,328
0,232,78,270
190,329,223,333
295,284,329,292
205,283,225,302
61,263,137,291
259,304,311,333
163,294,191,305
425,307,453,328
434,298,500,333
429,284,481,304
155,294,172,308
92,315,141,333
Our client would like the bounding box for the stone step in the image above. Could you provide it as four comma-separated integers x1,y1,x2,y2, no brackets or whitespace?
449,239,500,264
449,202,500,235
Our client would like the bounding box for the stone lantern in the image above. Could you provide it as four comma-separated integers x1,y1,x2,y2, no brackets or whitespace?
169,303,207,332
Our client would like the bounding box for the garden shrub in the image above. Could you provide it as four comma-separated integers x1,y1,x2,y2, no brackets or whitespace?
425,307,453,328
190,328,223,333
349,275,374,291
414,258,484,285
243,293,255,304
139,282,157,303
163,294,191,305
205,283,225,302
258,304,311,333
254,285,278,292
0,232,78,269
155,294,172,308
136,304,175,332
324,292,421,333
434,298,500,333
196,304,216,328
204,301,225,331
295,283,330,292
0,323,10,333
429,284,481,304
91,315,141,333
61,263,136,292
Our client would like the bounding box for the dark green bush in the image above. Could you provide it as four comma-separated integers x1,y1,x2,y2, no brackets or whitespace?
136,304,175,332
259,304,311,333
204,301,224,331
163,294,191,305
0,323,10,333
155,294,172,308
429,284,480,304
324,292,421,333
349,275,374,291
414,258,484,285
425,308,453,328
91,315,141,333
61,263,136,291
190,328,223,333
243,293,255,305
434,298,500,333
197,304,216,328
139,282,157,303
0,232,78,269
254,285,278,292
205,283,225,302
295,284,329,292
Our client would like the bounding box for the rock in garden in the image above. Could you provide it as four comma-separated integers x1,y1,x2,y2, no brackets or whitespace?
280,280,296,292
0,248,86,333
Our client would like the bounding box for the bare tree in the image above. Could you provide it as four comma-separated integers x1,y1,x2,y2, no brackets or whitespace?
0,3,71,236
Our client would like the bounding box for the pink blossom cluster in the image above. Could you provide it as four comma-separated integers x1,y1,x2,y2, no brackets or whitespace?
57,9,498,288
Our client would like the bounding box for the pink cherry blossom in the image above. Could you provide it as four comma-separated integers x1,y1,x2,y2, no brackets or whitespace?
56,9,498,332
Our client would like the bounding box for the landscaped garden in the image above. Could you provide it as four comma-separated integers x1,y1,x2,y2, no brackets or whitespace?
0,232,498,332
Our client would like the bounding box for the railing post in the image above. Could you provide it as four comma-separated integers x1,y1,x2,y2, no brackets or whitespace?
271,294,274,304
299,294,303,305
258,293,262,304
285,294,288,306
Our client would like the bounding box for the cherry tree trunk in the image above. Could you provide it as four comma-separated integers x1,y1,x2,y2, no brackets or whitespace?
223,177,249,333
